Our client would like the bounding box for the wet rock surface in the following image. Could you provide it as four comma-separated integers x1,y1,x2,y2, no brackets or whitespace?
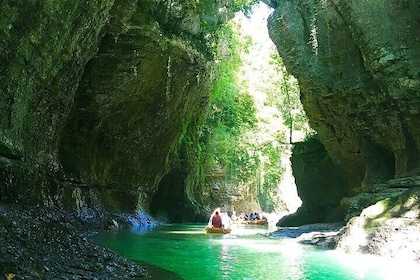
271,187,420,263
0,204,148,279
335,187,420,262
266,222,343,249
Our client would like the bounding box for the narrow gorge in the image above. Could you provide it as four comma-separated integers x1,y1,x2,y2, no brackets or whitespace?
1,0,419,278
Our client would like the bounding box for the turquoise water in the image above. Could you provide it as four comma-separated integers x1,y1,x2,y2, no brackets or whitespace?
93,224,419,280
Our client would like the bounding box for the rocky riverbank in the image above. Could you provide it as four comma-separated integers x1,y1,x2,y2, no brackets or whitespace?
265,222,343,249
268,185,420,263
0,204,148,279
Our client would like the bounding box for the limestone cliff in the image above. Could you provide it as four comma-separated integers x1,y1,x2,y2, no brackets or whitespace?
269,0,420,188
279,137,349,226
268,0,420,260
59,1,216,211
0,0,236,276
0,0,230,212
1,0,117,209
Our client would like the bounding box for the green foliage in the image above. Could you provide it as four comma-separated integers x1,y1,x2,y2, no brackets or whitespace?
178,3,312,211
179,21,260,207
229,0,259,16
268,52,312,139
204,22,258,185
258,142,284,212
190,0,259,35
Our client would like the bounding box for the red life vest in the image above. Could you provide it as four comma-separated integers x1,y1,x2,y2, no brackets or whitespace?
212,214,222,228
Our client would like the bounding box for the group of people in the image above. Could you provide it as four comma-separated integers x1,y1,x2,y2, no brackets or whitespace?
208,208,268,229
231,211,266,222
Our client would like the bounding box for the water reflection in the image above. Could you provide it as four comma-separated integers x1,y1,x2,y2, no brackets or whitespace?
279,240,305,279
93,224,420,280
207,229,309,280
334,250,420,280
220,240,236,277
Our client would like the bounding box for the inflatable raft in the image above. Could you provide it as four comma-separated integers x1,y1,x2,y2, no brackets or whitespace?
205,226,232,234
233,219,268,225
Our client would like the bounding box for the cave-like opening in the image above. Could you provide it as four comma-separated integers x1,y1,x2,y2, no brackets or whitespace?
150,2,306,223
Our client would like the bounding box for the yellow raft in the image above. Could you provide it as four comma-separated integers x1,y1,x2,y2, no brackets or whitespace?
248,219,268,225
205,226,232,234
233,219,268,225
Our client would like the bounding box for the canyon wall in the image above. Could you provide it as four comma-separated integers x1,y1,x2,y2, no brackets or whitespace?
269,0,420,188
268,0,420,259
1,2,237,275
0,0,229,214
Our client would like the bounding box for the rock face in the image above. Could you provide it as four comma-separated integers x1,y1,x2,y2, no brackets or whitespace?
0,0,228,211
268,0,420,260
0,0,231,277
269,0,420,190
278,137,350,226
2,0,420,269
59,1,214,209
1,0,131,211
1,1,114,169
336,186,420,261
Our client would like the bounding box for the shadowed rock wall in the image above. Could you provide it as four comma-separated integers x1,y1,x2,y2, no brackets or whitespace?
278,137,349,226
0,0,228,213
0,0,118,209
268,0,420,224
59,5,213,208
0,1,114,169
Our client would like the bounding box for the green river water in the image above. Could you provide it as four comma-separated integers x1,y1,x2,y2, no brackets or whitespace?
93,224,420,280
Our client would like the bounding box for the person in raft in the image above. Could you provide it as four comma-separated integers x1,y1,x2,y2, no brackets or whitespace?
211,211,223,228
208,207,221,225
